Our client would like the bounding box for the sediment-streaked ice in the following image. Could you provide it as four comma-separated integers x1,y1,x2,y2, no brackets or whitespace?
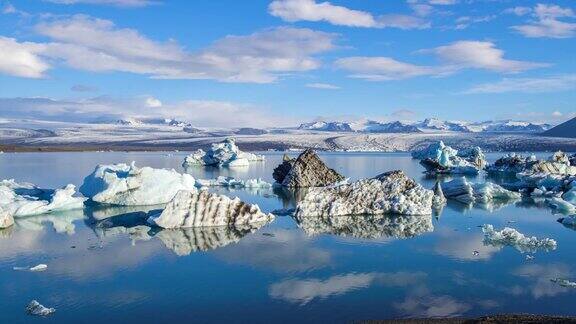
148,190,274,228
295,170,434,217
80,162,196,206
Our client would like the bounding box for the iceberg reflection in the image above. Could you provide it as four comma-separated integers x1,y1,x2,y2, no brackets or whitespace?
294,214,434,239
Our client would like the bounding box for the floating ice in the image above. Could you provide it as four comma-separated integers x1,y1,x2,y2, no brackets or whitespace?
432,181,447,209
0,207,14,228
148,190,274,228
482,224,557,253
182,138,264,167
551,278,576,288
411,141,485,175
295,170,434,217
15,264,48,272
0,180,86,220
547,197,576,214
486,153,537,174
195,176,272,189
558,216,576,228
26,300,55,316
441,178,521,204
80,162,196,206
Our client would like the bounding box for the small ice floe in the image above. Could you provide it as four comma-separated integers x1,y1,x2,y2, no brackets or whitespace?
80,162,196,206
294,170,434,217
481,224,557,253
411,141,486,175
551,278,576,288
273,150,344,187
26,300,55,316
195,176,272,189
0,180,86,221
147,190,274,228
15,264,48,272
525,255,534,261
182,138,264,168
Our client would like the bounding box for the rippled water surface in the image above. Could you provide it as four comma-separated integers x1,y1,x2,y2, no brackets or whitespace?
1,151,575,323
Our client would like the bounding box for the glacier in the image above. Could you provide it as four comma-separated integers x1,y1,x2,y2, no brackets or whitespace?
148,190,274,228
80,162,196,206
182,138,264,167
294,170,434,217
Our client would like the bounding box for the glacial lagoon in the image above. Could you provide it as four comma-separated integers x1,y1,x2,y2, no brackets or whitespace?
1,151,575,323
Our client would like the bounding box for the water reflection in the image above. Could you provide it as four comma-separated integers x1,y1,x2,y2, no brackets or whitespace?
294,214,434,240
14,210,86,235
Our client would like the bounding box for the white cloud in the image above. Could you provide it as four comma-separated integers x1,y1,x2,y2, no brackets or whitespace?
511,4,576,38
305,82,340,89
269,0,429,29
503,6,532,17
430,40,548,73
144,96,162,108
45,0,157,7
336,41,546,81
0,37,50,78
0,15,337,82
464,74,576,94
2,2,16,14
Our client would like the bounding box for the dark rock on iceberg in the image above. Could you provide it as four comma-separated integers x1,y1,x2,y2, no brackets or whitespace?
273,149,345,187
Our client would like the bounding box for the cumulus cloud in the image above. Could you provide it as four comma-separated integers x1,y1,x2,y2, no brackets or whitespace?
1,15,337,83
305,82,340,89
511,4,576,38
464,74,576,94
269,0,429,29
336,41,546,81
45,0,157,7
0,37,50,78
144,96,162,108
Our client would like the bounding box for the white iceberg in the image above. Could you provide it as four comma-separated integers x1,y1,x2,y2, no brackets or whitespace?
14,264,48,272
482,224,557,253
0,180,86,219
294,171,434,217
80,162,196,206
551,278,576,288
411,141,485,175
182,138,264,167
441,178,521,204
547,197,576,214
148,190,274,228
26,300,55,316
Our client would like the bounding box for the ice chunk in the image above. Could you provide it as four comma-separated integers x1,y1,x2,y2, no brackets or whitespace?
273,149,345,187
432,182,447,209
441,178,521,204
294,214,434,239
80,162,196,206
411,141,485,175
551,278,576,288
26,300,55,316
481,224,557,253
0,180,86,218
295,170,434,217
0,207,14,228
562,186,576,205
487,153,537,174
558,216,576,228
194,176,272,189
182,138,264,167
148,190,274,228
547,197,576,214
30,264,47,272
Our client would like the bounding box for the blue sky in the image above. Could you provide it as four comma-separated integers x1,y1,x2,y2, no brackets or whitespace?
0,0,575,127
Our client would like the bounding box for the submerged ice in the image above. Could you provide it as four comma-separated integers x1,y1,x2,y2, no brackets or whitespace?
80,162,196,206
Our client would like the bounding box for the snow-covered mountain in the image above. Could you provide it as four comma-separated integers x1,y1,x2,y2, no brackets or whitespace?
298,118,551,134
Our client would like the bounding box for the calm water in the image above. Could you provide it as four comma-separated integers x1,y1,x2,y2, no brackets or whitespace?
0,152,575,323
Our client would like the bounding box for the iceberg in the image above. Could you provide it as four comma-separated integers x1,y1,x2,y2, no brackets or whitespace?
26,300,55,316
0,180,86,219
273,149,345,187
411,141,486,175
547,197,576,214
482,224,557,253
80,162,196,206
294,214,434,239
486,153,537,174
0,207,14,228
558,216,576,228
182,138,264,167
432,181,447,209
295,170,434,217
148,190,274,228
441,178,521,204
551,278,576,288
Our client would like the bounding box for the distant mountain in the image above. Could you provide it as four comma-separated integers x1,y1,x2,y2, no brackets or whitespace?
298,121,354,132
416,118,473,132
363,121,421,133
482,120,552,133
542,117,576,138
